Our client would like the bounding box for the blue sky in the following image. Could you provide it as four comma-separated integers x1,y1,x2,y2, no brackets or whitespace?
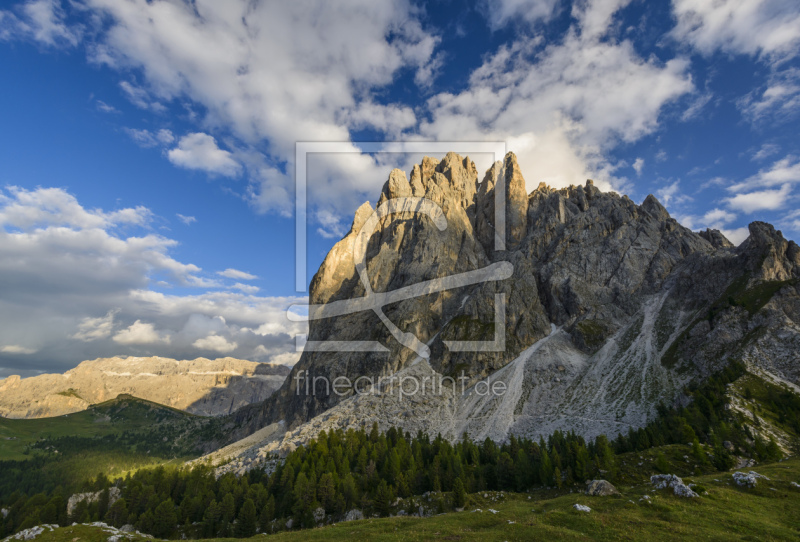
0,0,799,376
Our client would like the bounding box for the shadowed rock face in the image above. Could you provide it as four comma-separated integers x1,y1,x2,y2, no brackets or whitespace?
0,356,290,418
233,152,800,445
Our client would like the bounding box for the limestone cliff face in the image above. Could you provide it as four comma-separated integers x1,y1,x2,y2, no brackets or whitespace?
0,356,289,418
234,152,800,444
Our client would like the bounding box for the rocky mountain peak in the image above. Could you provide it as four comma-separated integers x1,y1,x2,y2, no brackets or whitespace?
237,152,800,447
740,221,800,282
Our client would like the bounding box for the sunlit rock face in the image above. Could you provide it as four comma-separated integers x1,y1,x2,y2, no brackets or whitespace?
0,356,290,418
233,152,800,447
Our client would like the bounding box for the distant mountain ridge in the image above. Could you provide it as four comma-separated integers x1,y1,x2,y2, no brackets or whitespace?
0,356,290,418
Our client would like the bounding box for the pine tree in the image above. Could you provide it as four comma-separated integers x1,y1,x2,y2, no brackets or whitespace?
292,472,317,527
316,473,336,512
654,452,669,473
373,480,394,517
152,499,177,539
452,478,466,509
691,438,707,464
202,499,221,538
105,498,129,527
235,499,257,538
258,495,275,533
539,448,553,487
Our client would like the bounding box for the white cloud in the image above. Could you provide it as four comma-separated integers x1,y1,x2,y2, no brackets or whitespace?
483,0,561,30
728,155,800,192
0,0,80,47
74,0,439,215
681,91,714,121
119,80,166,112
725,183,792,212
95,100,119,114
264,350,302,366
176,213,196,225
0,185,150,230
231,283,259,294
192,334,237,354
73,309,117,342
656,180,690,207
671,0,800,60
217,268,257,280
155,129,174,145
113,320,171,345
315,209,347,240
720,227,750,245
0,345,37,355
739,67,800,122
703,208,737,226
572,0,633,40
123,127,159,148
782,209,800,232
420,4,692,193
339,102,416,136
0,186,306,372
632,158,644,176
752,143,780,161
167,133,241,177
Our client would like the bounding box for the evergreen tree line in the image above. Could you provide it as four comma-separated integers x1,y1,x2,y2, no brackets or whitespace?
1,362,791,539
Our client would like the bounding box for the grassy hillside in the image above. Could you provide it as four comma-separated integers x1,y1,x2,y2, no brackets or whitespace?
20,457,800,541
0,394,193,460
0,395,222,492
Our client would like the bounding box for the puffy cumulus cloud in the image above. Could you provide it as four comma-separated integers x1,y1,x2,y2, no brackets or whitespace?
192,334,237,354
0,186,307,374
72,309,118,342
676,207,749,246
671,0,800,60
0,0,80,47
720,227,751,245
113,320,171,345
76,0,438,212
5,1,696,233
718,156,800,218
167,133,241,177
672,1,800,124
725,184,792,213
728,155,800,192
0,185,150,230
420,3,692,193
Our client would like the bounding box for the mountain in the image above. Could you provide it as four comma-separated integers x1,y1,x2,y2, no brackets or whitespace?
0,356,290,418
227,151,799,455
